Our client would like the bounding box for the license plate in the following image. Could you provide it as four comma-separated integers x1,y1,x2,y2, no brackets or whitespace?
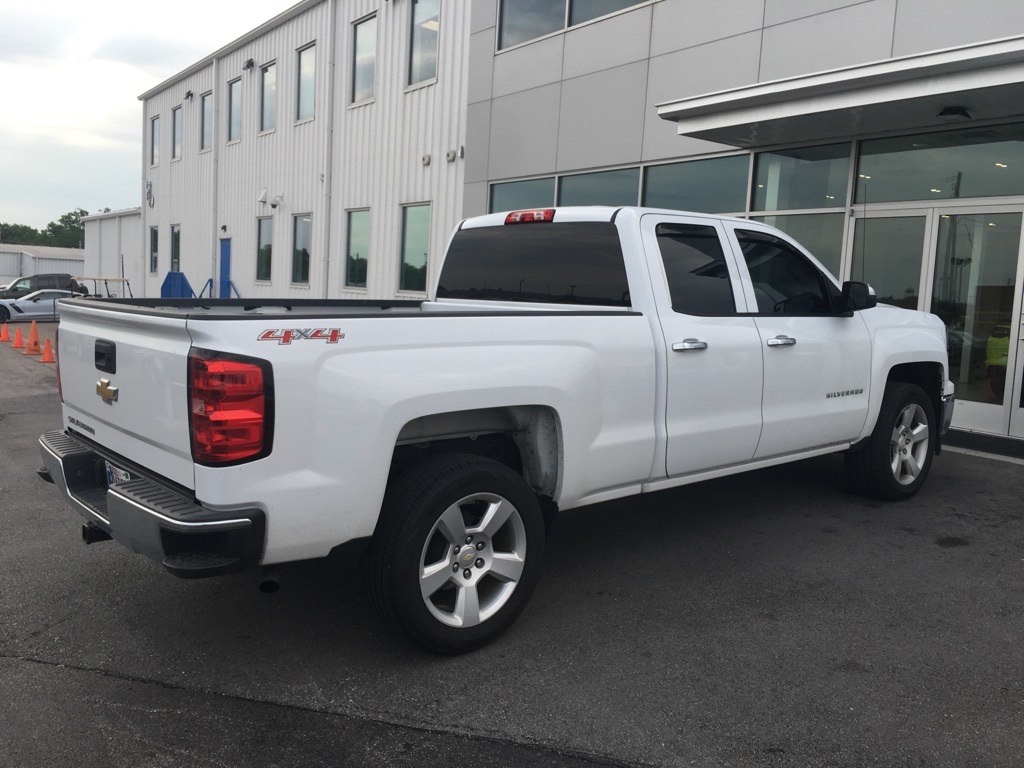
105,461,132,486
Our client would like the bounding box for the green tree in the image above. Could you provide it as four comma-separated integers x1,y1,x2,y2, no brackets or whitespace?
43,208,89,248
0,223,44,245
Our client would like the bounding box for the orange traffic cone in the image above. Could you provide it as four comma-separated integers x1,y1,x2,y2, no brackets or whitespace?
12,327,24,349
24,334,41,356
0,323,9,342
27,320,39,348
39,339,55,364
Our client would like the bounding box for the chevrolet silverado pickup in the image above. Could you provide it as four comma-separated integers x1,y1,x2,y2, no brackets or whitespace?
39,206,955,653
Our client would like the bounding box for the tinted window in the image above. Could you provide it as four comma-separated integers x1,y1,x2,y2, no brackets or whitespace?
736,230,833,315
438,222,629,307
656,224,735,315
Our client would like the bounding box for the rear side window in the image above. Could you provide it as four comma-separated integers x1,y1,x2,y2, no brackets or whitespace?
437,222,630,307
656,223,735,315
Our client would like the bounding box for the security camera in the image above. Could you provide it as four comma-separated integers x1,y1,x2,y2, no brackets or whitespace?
269,194,283,209
269,199,279,209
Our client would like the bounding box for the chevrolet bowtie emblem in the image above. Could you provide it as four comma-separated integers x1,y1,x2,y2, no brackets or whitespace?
96,378,119,404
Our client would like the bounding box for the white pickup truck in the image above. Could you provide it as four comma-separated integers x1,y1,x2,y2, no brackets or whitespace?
39,206,954,653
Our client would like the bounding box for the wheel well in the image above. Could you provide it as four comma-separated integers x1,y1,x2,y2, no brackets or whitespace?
887,362,943,422
389,406,561,502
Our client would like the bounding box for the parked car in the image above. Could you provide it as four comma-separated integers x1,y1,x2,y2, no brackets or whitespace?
0,273,80,300
0,289,74,322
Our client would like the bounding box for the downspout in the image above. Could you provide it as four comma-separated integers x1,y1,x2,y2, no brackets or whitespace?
212,57,221,295
321,0,338,298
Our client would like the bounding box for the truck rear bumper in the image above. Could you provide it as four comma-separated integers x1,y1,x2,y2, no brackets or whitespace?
39,430,265,578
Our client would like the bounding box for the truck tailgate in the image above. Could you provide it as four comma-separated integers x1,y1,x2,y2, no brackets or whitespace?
57,303,195,489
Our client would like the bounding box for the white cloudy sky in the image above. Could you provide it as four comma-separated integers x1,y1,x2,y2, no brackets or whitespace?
0,0,298,230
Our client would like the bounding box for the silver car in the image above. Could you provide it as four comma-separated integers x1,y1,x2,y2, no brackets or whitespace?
0,289,74,323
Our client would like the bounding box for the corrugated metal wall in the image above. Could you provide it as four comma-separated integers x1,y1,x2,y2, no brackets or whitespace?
139,0,469,300
84,211,143,296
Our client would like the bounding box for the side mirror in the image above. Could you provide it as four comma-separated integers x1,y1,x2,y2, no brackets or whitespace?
841,281,877,312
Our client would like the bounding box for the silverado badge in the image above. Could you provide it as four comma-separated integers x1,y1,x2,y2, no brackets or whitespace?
96,378,119,405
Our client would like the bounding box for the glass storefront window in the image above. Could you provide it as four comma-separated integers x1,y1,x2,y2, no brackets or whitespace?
850,217,926,310
752,213,844,279
753,143,850,211
643,156,749,214
856,124,1024,204
499,0,564,49
558,168,639,207
931,212,1022,405
490,178,555,212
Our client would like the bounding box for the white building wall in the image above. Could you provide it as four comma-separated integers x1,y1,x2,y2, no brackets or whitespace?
138,0,468,301
83,209,143,296
464,0,1024,215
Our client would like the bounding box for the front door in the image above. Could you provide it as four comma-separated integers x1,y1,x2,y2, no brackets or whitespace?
219,239,232,299
929,209,1024,435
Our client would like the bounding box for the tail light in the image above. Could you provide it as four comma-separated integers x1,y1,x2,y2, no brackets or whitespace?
55,326,63,403
505,209,555,224
188,349,274,465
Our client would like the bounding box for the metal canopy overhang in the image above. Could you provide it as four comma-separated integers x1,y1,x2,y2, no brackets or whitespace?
657,35,1024,149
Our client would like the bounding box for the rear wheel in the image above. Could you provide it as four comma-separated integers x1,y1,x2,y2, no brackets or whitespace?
368,453,545,654
846,382,935,500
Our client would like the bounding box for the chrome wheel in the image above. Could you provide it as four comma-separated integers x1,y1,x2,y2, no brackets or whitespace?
419,492,527,628
889,402,930,486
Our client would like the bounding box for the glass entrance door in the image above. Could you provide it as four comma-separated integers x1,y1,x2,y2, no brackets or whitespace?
850,206,1024,436
928,209,1024,435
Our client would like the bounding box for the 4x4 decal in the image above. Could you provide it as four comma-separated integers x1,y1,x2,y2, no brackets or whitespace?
258,328,345,345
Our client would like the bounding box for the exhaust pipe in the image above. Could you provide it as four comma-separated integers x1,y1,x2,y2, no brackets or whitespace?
259,568,281,594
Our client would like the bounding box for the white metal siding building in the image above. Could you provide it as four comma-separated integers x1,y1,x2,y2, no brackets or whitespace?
131,0,1024,441
140,0,467,301
0,246,85,287
82,209,143,296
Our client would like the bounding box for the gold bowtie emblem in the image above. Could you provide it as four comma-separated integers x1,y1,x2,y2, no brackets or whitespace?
96,378,119,404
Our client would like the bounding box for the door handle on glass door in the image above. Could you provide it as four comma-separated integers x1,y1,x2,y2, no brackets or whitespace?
672,339,708,352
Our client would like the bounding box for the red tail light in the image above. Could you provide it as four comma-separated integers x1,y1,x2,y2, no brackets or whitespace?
505,209,555,224
188,349,274,465
55,326,63,403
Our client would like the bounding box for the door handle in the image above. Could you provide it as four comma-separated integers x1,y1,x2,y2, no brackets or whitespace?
766,335,797,347
672,338,709,352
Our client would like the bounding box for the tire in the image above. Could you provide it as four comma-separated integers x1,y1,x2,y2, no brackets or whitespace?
845,382,935,500
367,453,546,654
0,306,9,323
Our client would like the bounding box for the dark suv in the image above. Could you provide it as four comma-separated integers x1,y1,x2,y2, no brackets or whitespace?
0,274,81,299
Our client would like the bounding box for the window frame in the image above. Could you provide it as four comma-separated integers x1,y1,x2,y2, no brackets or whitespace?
352,14,377,104
200,92,213,151
399,203,431,294
296,43,316,121
149,115,160,166
149,226,159,274
408,0,440,87
256,217,273,282
292,214,312,285
345,209,370,289
171,106,182,160
227,78,242,143
260,61,277,133
170,224,181,272
497,0,650,50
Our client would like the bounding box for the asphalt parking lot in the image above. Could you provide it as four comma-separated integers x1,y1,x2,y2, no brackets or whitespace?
2,327,1023,767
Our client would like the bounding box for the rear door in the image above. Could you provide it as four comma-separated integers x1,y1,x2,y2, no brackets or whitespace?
57,302,196,489
723,222,872,459
640,213,763,476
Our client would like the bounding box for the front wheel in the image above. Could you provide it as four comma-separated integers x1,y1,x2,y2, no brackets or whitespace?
368,453,546,654
0,306,9,323
845,382,935,500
